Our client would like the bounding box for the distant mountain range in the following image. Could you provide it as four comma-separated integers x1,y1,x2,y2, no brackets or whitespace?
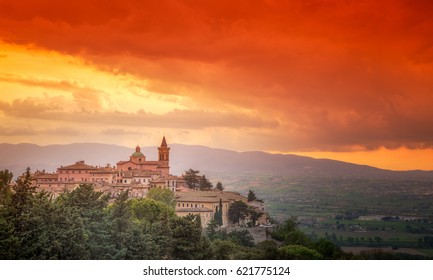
1,143,433,180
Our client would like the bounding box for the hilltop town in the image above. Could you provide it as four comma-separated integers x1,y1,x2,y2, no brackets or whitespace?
30,137,268,228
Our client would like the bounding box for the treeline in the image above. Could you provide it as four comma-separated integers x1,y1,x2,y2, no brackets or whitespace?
1,169,428,260
0,168,340,260
0,169,212,259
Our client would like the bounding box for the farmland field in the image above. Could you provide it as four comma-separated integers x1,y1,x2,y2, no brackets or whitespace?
221,174,433,257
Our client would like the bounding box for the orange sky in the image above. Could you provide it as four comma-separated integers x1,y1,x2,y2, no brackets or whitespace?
1,0,433,170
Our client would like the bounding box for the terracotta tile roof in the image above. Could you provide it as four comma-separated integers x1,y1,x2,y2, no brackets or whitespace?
117,160,161,166
175,190,246,203
176,207,213,213
122,169,160,177
90,168,117,174
151,178,166,183
58,161,97,170
139,161,161,165
32,173,58,179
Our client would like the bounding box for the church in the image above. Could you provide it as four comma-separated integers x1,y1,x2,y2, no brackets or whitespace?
31,136,183,198
116,136,170,177
30,136,267,228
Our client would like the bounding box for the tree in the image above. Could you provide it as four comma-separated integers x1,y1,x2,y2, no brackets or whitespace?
12,167,36,216
58,184,115,259
32,193,88,259
271,219,298,242
284,230,311,246
214,198,223,226
314,238,343,259
247,206,263,227
247,190,258,202
278,245,323,260
110,190,132,258
183,169,200,190
171,214,208,259
199,175,213,191
215,182,224,191
149,216,174,259
125,224,160,259
0,169,13,205
6,168,37,259
211,240,236,259
374,236,383,244
125,199,174,260
0,213,18,259
247,189,263,202
257,240,279,260
147,187,176,208
206,219,219,240
228,200,249,225
184,169,213,191
227,230,255,247
131,198,175,225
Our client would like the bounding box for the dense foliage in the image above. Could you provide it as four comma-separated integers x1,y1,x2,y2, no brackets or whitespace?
0,169,211,260
1,169,429,260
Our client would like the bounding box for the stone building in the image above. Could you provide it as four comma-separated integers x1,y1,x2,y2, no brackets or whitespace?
31,137,180,198
175,191,247,227
58,160,97,183
116,137,170,177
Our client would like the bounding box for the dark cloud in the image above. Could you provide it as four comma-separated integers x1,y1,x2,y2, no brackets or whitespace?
1,0,433,151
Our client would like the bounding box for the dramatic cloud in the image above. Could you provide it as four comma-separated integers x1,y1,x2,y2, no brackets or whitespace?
0,97,278,129
0,125,79,136
1,0,433,169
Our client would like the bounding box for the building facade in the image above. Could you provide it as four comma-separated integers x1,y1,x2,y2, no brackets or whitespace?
31,137,181,198
116,137,170,177
175,191,247,227
30,137,264,228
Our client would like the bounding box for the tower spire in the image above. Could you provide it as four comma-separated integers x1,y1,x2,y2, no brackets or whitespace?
161,136,167,147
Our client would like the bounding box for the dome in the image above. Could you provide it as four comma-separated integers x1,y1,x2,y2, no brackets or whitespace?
131,152,145,157
131,145,144,157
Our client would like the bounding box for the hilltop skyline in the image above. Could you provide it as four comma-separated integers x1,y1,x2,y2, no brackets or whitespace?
1,1,433,170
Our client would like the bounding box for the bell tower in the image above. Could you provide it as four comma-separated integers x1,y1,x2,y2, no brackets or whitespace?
158,136,170,176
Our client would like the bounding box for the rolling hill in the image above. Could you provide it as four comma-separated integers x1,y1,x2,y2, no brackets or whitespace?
1,143,433,180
